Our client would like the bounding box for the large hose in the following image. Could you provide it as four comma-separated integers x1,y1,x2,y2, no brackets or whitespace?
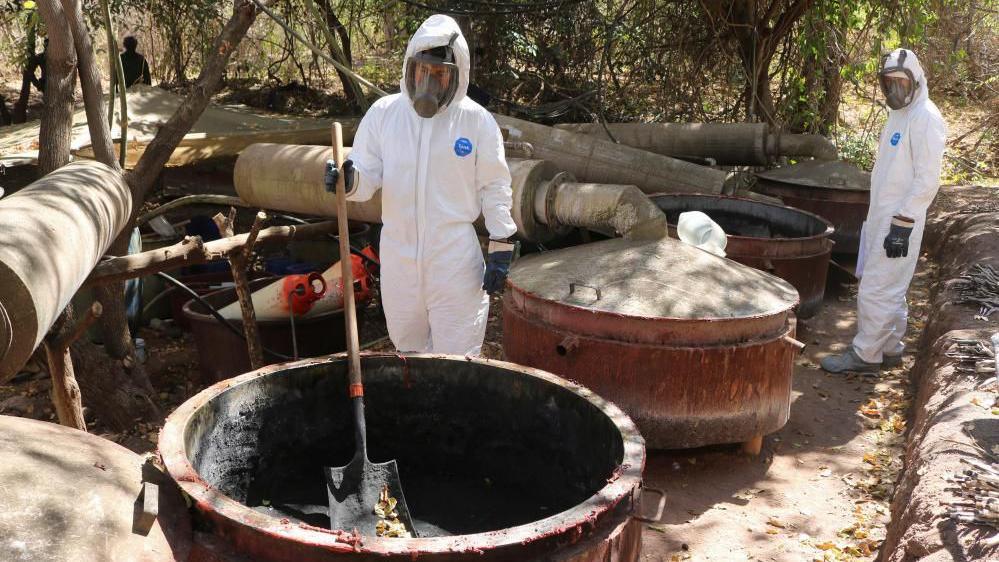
235,148,670,244
555,122,838,165
537,179,670,241
495,114,729,194
778,132,838,161
0,160,132,381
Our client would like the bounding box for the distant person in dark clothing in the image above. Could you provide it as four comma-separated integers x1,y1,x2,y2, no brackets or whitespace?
119,36,151,88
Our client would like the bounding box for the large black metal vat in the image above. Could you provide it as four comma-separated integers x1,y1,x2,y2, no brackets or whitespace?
651,193,834,318
504,237,802,451
160,354,650,561
755,160,870,254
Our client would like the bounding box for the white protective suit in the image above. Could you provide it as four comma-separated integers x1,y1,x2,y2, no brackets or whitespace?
852,49,947,363
347,15,517,355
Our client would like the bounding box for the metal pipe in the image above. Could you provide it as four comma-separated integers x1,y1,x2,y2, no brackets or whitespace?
538,179,670,241
778,132,838,161
555,122,838,165
495,114,728,194
0,160,132,381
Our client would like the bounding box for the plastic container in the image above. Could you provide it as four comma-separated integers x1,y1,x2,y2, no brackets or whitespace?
677,211,728,257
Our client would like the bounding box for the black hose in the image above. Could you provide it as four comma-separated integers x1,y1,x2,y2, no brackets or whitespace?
155,272,293,361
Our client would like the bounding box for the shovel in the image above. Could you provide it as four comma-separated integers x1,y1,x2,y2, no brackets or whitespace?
324,122,416,537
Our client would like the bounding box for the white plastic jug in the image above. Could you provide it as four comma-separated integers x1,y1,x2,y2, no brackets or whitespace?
677,211,728,257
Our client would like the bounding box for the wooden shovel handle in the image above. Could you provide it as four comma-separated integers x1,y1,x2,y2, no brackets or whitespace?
333,122,363,389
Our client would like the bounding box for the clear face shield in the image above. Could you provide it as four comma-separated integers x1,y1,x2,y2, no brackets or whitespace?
878,50,918,110
405,34,460,118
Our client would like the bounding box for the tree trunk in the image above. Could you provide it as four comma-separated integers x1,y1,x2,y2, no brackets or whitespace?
0,95,9,125
59,0,119,169
35,0,263,427
169,25,186,84
59,0,149,403
313,0,366,111
12,21,37,124
12,75,33,124
71,337,160,431
43,341,86,430
700,0,814,124
50,0,160,427
127,0,262,199
42,304,93,431
37,0,77,174
817,24,846,135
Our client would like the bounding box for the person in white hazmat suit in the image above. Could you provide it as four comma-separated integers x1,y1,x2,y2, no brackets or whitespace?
821,48,947,374
331,15,517,356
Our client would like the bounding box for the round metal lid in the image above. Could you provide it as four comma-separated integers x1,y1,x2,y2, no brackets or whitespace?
756,160,871,191
508,237,798,321
0,416,192,561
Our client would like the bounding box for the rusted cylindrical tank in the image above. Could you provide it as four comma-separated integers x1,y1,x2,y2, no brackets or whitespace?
182,279,356,383
554,122,838,165
651,194,833,318
755,160,870,254
0,160,132,381
160,354,648,561
503,237,801,450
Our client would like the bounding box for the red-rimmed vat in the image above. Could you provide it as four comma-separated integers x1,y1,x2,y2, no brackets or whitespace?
503,237,802,450
651,193,834,318
160,354,654,561
755,160,870,254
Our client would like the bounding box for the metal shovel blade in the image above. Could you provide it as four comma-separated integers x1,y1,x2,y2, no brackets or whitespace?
325,456,416,537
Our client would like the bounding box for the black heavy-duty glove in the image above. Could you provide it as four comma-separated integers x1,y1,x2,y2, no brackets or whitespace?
883,216,914,258
483,239,517,295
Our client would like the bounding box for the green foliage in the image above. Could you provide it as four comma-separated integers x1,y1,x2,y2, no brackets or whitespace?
834,124,881,171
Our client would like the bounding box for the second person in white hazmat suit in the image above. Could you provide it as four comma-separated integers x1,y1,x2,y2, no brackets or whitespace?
822,48,947,373
335,15,517,356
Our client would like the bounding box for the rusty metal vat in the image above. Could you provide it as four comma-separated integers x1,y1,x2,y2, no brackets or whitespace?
755,160,870,254
160,354,651,561
503,237,801,450
651,193,833,318
182,279,356,383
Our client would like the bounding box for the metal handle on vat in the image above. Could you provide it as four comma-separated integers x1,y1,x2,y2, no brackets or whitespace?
633,485,667,523
783,335,806,351
134,481,159,536
568,282,602,301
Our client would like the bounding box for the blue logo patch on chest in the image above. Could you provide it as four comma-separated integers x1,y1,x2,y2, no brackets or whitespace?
454,137,473,157
890,132,902,146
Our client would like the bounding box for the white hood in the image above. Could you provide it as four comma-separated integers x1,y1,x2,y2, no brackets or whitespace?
883,48,929,111
399,15,470,111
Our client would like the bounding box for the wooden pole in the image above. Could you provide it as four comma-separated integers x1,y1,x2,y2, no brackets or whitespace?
85,221,338,287
42,302,102,430
333,122,362,381
214,209,267,370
